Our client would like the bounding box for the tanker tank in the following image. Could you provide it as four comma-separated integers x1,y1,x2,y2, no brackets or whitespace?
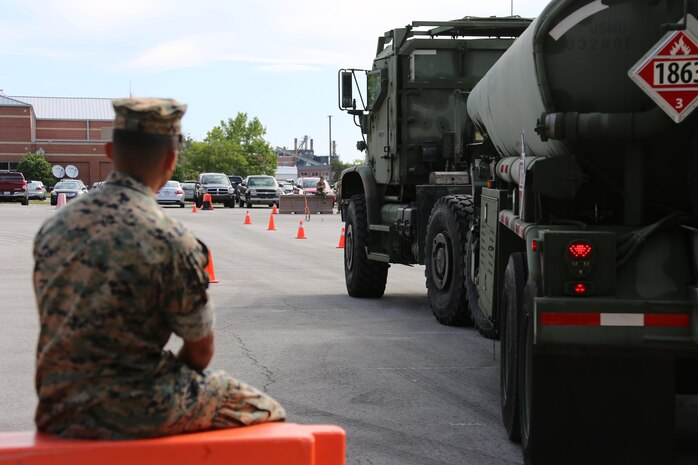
466,0,696,159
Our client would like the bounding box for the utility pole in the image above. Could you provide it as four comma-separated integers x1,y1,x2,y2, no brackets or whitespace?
328,115,333,158
511,0,513,15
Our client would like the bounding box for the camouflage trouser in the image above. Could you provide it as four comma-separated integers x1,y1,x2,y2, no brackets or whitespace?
38,369,286,439
162,370,287,435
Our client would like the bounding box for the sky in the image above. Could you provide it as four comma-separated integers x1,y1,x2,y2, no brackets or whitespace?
0,0,551,162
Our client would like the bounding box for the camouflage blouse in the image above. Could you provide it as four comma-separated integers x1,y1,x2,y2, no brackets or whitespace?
33,172,214,438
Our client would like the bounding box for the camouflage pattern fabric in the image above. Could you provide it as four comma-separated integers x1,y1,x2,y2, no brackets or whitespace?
33,172,285,439
112,98,187,136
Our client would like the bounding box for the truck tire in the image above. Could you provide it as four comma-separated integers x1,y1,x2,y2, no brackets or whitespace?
195,197,203,209
344,194,388,297
425,195,473,326
466,225,497,338
21,196,29,206
500,252,528,442
519,281,539,464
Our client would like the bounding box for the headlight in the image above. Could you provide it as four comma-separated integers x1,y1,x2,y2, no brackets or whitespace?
277,188,283,195
250,189,257,195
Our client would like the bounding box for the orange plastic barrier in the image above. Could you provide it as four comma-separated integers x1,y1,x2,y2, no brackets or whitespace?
0,423,346,465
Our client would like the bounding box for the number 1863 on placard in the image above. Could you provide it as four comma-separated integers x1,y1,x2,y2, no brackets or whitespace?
654,59,698,86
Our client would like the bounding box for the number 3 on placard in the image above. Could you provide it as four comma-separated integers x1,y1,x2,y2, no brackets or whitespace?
676,98,685,109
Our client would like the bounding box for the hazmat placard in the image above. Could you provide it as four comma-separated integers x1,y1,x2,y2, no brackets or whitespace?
629,14,698,123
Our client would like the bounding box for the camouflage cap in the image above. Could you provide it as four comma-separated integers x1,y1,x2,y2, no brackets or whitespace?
112,98,187,136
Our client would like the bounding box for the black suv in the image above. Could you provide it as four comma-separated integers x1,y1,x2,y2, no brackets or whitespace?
194,173,236,208
228,175,243,204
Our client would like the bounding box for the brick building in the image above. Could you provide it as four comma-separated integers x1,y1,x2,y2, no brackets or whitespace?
0,94,114,186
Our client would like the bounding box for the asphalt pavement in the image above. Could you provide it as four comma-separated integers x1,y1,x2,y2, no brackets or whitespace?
1,201,697,464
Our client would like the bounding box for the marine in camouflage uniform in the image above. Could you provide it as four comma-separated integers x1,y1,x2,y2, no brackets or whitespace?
33,98,285,439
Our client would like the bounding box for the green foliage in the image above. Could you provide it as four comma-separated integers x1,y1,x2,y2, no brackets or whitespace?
176,113,276,178
17,152,54,186
331,156,365,181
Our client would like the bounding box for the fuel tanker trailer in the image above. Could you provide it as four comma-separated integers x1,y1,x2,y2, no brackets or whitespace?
339,0,698,463
465,0,698,463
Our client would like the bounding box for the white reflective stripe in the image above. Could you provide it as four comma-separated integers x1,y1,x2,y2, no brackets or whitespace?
600,313,644,326
549,0,609,41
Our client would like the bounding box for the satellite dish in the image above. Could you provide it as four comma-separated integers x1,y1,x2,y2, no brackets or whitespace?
65,165,79,179
52,165,65,179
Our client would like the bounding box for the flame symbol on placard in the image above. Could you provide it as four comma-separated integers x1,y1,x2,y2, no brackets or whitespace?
670,37,692,55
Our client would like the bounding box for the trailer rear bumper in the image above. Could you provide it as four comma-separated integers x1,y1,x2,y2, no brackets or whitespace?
534,297,698,352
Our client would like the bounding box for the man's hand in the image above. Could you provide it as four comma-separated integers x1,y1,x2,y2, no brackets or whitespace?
178,332,215,371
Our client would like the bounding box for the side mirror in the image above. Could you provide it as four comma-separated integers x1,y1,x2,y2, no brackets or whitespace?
340,71,353,109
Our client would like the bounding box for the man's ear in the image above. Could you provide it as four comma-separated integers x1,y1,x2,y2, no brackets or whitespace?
164,148,177,173
104,142,113,161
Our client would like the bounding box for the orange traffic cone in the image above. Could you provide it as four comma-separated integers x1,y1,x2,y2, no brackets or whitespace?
267,212,276,231
56,193,66,209
336,227,345,248
205,248,219,284
295,220,307,239
202,193,214,211
271,203,278,214
191,203,198,213
244,210,252,224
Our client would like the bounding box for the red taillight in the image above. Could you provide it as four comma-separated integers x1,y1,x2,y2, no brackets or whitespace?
176,189,184,194
573,283,588,295
567,241,593,259
156,191,160,194
531,240,538,252
565,240,595,278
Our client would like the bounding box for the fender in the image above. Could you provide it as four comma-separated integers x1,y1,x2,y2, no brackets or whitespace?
339,165,381,225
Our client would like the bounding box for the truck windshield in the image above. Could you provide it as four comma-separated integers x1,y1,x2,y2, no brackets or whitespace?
248,177,275,187
202,175,229,184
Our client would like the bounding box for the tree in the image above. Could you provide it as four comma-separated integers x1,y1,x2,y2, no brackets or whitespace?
17,152,54,186
331,157,365,182
177,113,276,178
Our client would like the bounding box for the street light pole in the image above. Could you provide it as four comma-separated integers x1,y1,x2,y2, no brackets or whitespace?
328,115,332,159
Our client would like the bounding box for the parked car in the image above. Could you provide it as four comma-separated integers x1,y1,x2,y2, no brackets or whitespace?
27,180,47,200
181,180,197,202
50,179,87,205
228,175,243,189
156,180,185,208
238,175,283,208
278,180,294,195
294,177,335,204
0,171,29,205
195,173,236,208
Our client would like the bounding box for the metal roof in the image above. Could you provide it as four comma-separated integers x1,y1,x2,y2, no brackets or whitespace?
8,96,114,121
0,95,31,107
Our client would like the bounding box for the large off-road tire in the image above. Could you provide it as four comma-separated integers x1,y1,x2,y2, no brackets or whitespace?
344,194,388,297
466,224,498,338
425,195,474,326
500,252,528,442
519,281,537,464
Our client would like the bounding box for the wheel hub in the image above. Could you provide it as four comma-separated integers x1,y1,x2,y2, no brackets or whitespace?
345,224,354,271
431,232,451,290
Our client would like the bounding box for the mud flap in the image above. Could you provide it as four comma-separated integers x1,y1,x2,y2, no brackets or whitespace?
526,352,675,465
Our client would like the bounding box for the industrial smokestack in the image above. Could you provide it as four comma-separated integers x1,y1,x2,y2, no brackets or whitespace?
311,139,314,151
294,138,298,152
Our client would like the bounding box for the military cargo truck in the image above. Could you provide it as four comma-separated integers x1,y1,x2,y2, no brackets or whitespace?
339,2,698,464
